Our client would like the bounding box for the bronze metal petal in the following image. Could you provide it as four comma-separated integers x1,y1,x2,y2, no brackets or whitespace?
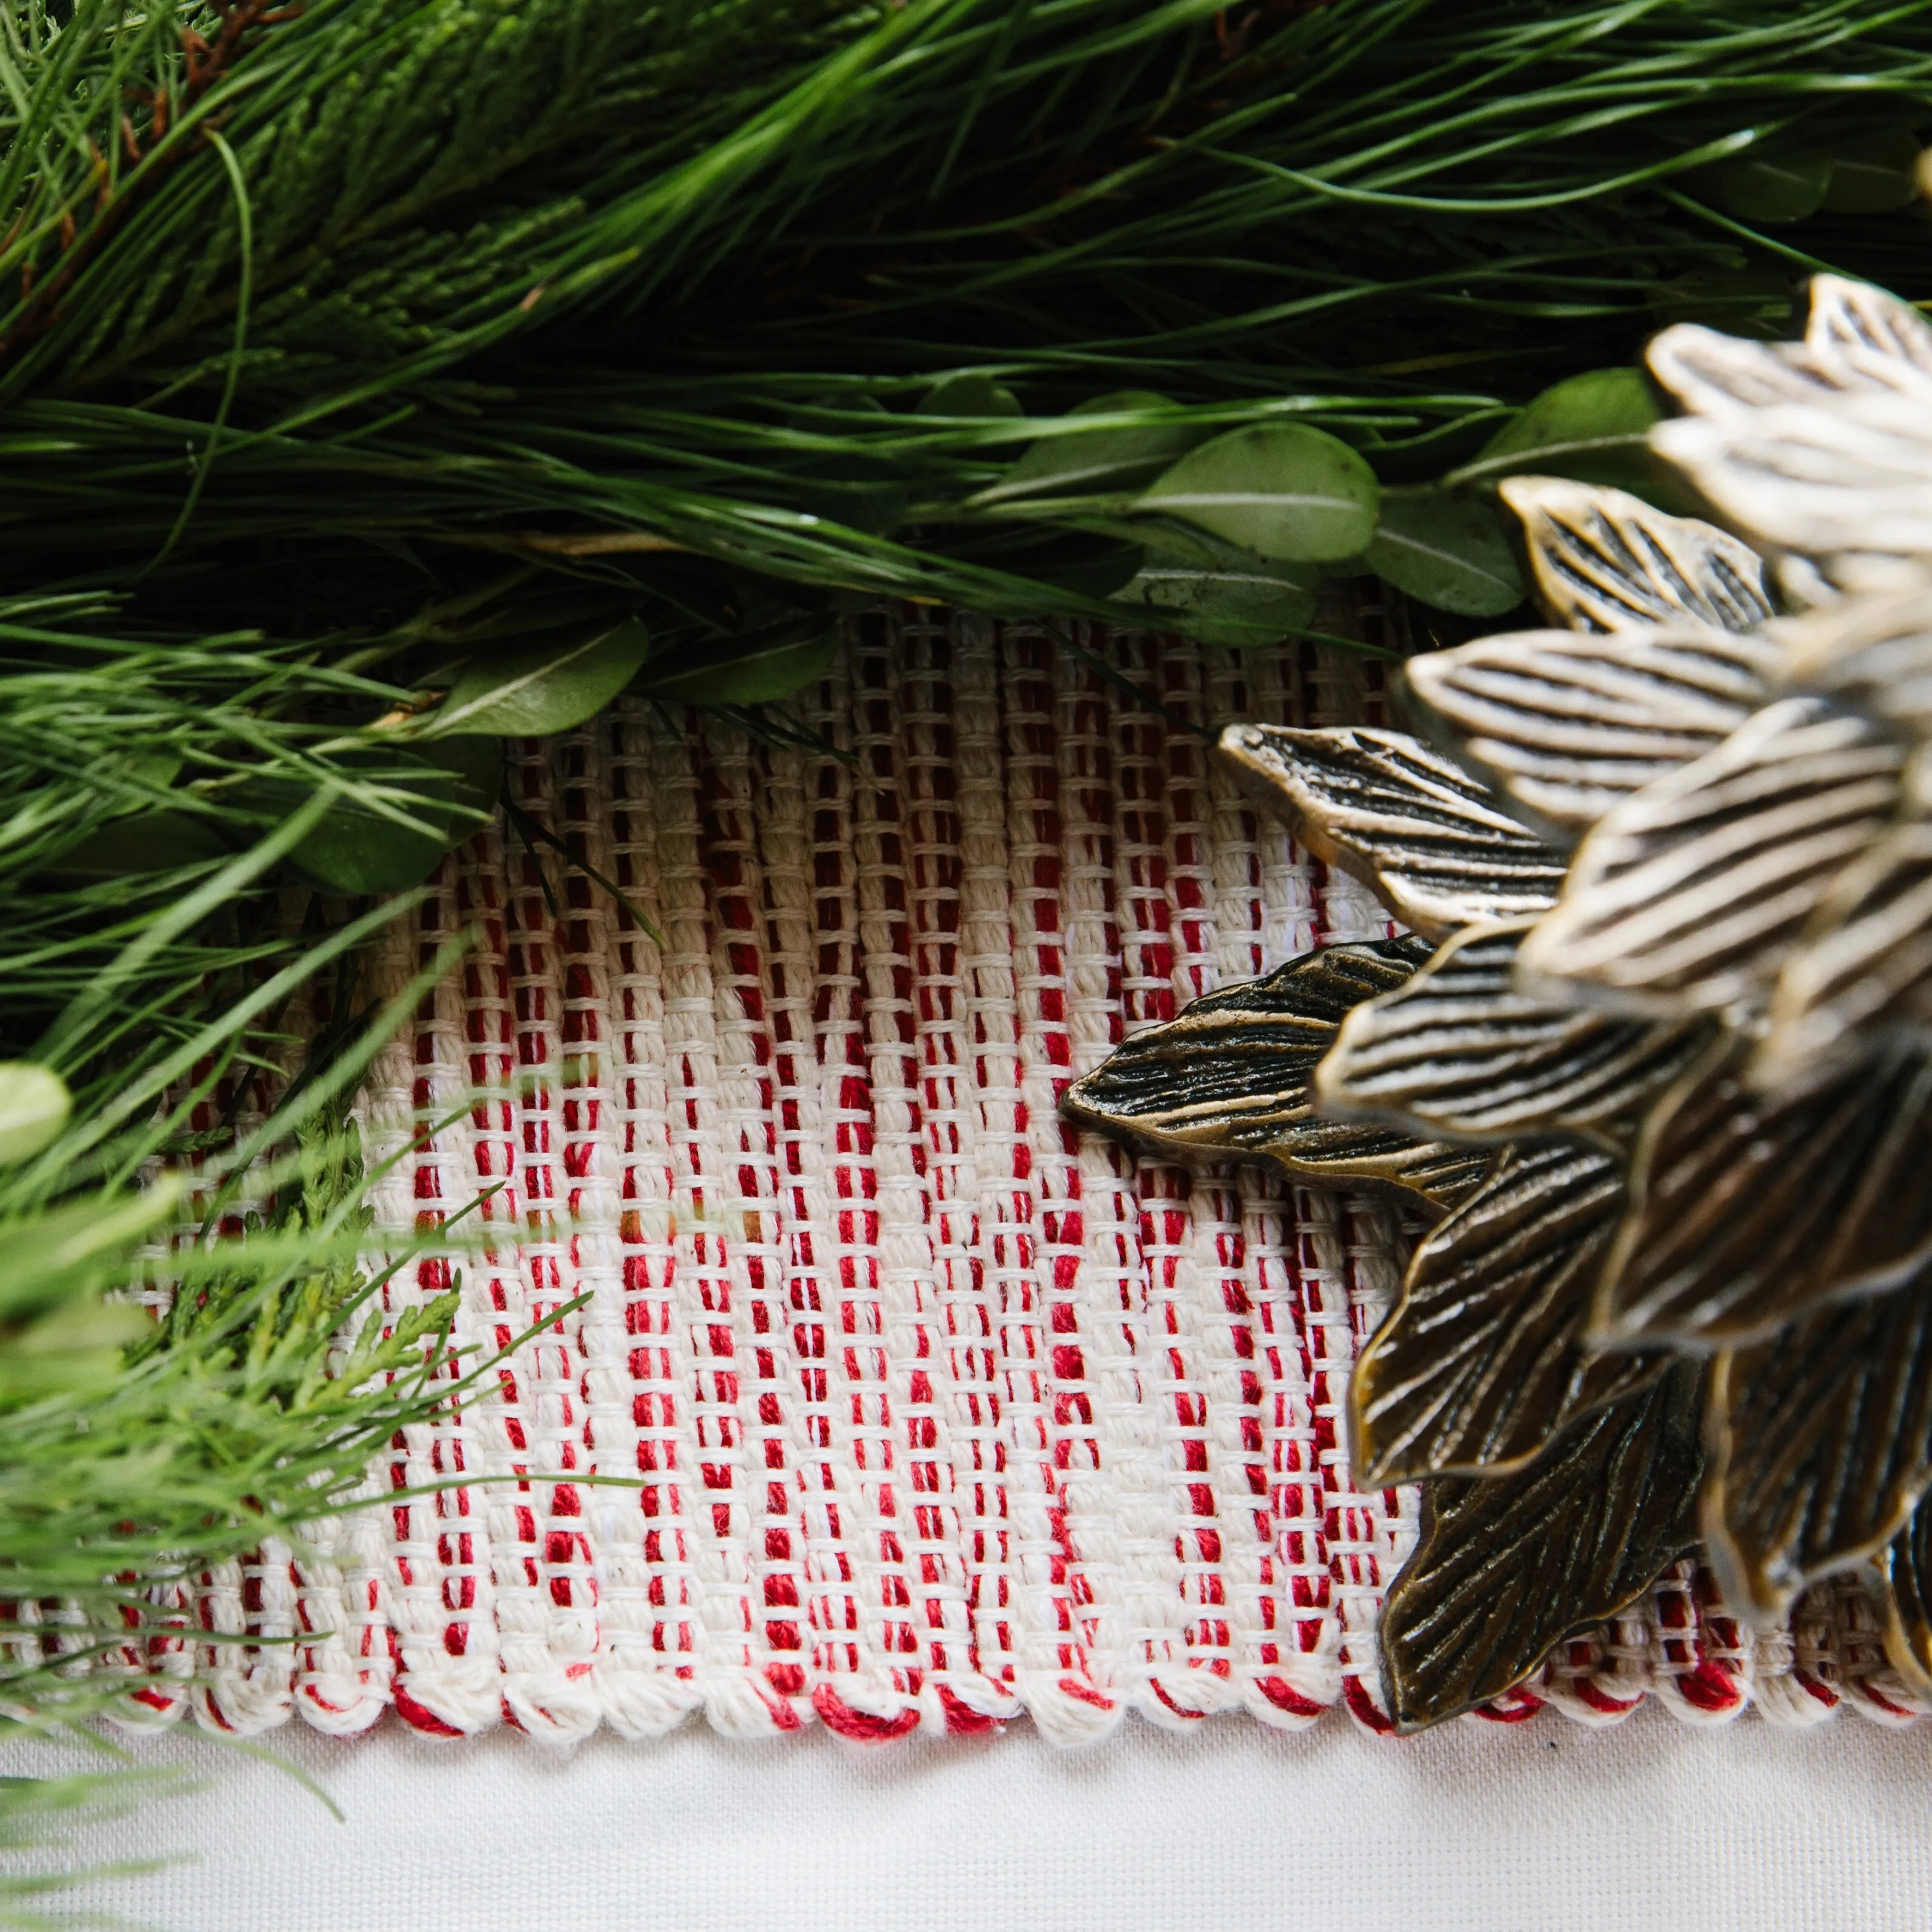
1498,477,1772,636
1515,697,1905,1017
1648,279,1932,589
1702,1269,1932,1617
1400,624,1780,844
1804,273,1932,392
1379,1361,1703,1732
1762,805,1932,1088
1648,321,1852,417
1595,1036,1932,1348
1872,1499,1932,1700
1318,918,1711,1147
1352,1139,1668,1485
1779,580,1932,739
1058,939,1492,1208
1216,723,1565,939
1650,387,1932,585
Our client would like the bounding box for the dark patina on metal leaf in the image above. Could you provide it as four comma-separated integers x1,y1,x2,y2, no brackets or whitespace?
1400,624,1780,845
1595,1037,1932,1349
1318,918,1709,1148
1762,801,1932,1088
1380,1361,1703,1732
1873,1500,1932,1700
1499,477,1773,636
1516,697,1906,1017
1216,724,1565,940
1059,939,1493,1207
1703,1266,1932,1617
1352,1140,1668,1485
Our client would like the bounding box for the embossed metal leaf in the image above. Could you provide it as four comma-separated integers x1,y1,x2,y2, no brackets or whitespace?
1762,803,1932,1087
1379,1362,1703,1732
1779,581,1932,738
1498,477,1773,635
1059,939,1491,1207
1872,1499,1932,1699
1804,273,1932,391
1514,697,1906,1017
1650,386,1932,586
1399,625,1780,844
1647,278,1932,419
1648,279,1932,587
1216,724,1565,939
1318,919,1711,1147
1648,321,1850,418
1703,1269,1932,1617
1352,1140,1668,1485
1595,1037,1932,1348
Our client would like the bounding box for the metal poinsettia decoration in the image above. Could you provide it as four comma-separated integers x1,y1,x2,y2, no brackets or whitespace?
1063,273,1932,1730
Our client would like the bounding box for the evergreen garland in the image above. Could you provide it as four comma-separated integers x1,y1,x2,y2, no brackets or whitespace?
8,0,1932,1910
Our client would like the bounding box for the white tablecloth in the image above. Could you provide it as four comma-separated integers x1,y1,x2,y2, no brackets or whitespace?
20,1706,1932,1931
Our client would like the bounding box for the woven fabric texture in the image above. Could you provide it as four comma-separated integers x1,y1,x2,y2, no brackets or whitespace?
127,606,1931,1745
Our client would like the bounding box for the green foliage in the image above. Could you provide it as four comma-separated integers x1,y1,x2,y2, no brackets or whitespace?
1134,422,1383,564
1365,489,1524,619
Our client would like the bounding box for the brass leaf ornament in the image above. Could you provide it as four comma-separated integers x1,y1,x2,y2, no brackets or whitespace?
1598,1039,1932,1349
1378,1362,1703,1731
1874,1502,1932,1699
1497,477,1773,635
1399,623,1780,842
1063,272,1932,1728
1318,919,1708,1149
1216,724,1565,937
1515,698,1906,1017
1703,1274,1932,1617
1058,939,1492,1208
1351,1139,1664,1485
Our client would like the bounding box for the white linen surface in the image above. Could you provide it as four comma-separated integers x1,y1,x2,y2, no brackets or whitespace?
16,1705,1932,1932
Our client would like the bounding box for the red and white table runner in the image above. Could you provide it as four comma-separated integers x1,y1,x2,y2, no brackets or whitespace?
136,607,1932,1743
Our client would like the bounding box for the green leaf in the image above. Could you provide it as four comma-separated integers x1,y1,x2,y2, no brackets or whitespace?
289,741,502,897
918,372,1022,419
1822,127,1921,213
1690,149,1832,224
48,808,233,881
974,390,1204,505
1365,488,1523,616
432,618,650,737
1116,533,1318,647
634,620,838,705
0,1065,69,1167
1134,422,1380,562
1456,368,1669,499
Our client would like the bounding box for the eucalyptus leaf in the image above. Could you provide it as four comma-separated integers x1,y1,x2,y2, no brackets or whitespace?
918,372,1022,419
974,390,1203,505
1116,536,1318,647
1134,422,1380,563
1458,368,1664,496
48,808,232,881
432,618,650,738
0,1064,69,1167
289,741,502,897
1822,127,1921,213
1688,149,1832,224
1365,488,1523,617
635,621,838,705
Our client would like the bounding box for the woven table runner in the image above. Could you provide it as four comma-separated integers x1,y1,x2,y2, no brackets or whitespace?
136,603,1929,1743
